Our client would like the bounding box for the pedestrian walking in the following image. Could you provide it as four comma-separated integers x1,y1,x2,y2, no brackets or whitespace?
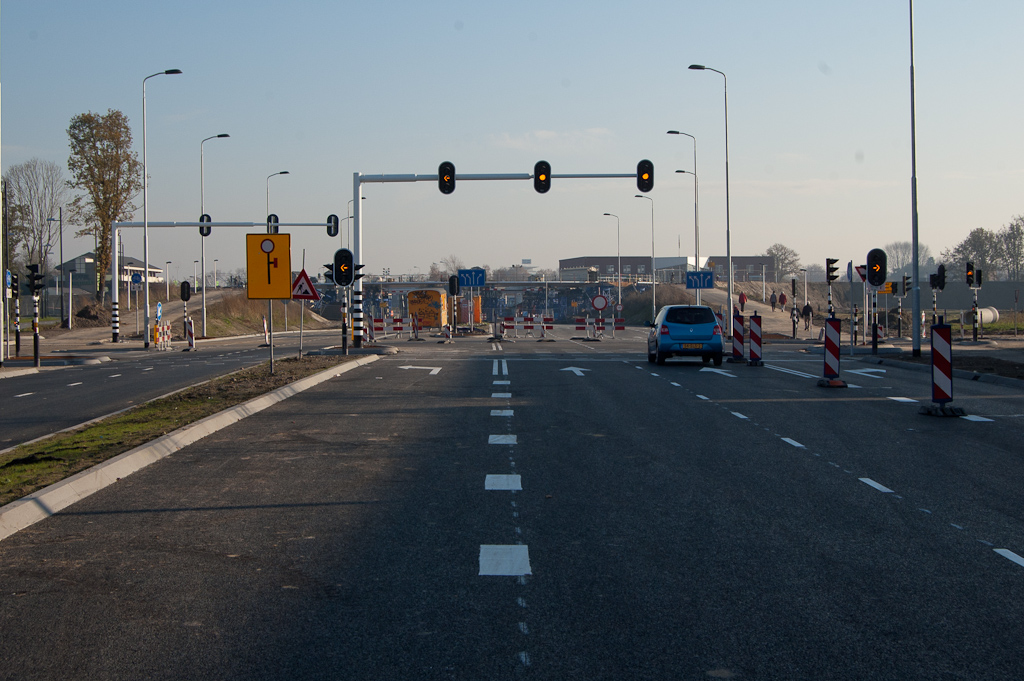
779,291,788,312
802,302,813,330
738,291,748,312
770,291,777,312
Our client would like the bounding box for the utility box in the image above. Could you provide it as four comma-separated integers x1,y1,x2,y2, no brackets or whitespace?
407,290,448,328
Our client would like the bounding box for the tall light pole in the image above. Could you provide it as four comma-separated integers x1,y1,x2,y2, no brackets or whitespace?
193,260,199,289
674,168,701,305
635,194,656,319
200,133,229,338
602,213,621,311
909,0,922,356
267,171,290,218
213,259,219,289
759,263,766,301
689,64,734,336
801,268,808,303
668,131,701,304
142,68,182,349
47,209,64,326
165,261,171,301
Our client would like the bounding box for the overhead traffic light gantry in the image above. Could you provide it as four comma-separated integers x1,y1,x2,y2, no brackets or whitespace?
636,159,654,193
438,161,456,194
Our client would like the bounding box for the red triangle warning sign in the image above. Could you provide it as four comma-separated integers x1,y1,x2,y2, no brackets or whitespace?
291,269,321,301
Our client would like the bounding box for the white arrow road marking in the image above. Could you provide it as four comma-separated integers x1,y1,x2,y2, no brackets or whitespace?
847,369,886,378
398,365,442,375
995,549,1024,569
699,368,736,378
561,367,590,377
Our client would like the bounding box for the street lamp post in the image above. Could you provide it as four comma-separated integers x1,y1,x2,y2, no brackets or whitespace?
759,263,766,301
165,261,171,301
266,171,290,374
193,260,199,289
200,133,229,338
602,213,621,316
635,195,656,320
267,171,290,219
213,259,219,289
142,68,182,349
668,131,701,305
47,208,64,326
801,268,808,304
689,64,734,337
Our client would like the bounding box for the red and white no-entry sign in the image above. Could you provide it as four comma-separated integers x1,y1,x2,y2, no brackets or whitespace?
591,294,608,311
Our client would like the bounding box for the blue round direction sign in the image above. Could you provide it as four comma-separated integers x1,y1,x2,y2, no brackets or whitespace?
131,272,142,284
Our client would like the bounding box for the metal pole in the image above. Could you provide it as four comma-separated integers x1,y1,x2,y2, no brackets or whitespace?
909,0,922,356
353,173,364,348
110,226,119,342
68,269,73,330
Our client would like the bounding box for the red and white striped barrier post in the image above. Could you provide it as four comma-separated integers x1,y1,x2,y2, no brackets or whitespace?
539,316,555,341
727,314,744,363
921,318,965,416
262,315,269,345
594,317,606,337
747,314,763,366
187,318,196,350
614,318,625,333
522,315,536,337
411,313,423,341
817,318,847,387
575,317,587,337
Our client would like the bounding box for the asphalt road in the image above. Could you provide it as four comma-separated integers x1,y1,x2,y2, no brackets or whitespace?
0,328,351,450
2,328,1023,679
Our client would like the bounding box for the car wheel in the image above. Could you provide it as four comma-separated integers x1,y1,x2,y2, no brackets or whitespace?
656,351,667,365
713,353,723,366
647,349,656,364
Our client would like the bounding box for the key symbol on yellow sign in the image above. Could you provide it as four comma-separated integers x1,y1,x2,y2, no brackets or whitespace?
261,238,277,285
246,233,291,299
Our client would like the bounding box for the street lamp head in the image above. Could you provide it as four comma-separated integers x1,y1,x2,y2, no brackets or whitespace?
164,69,183,75
216,133,230,138
688,64,706,70
279,170,290,175
667,130,679,134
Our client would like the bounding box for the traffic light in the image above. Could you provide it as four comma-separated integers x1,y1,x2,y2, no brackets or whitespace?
267,214,279,234
438,161,456,194
866,248,887,287
826,258,839,282
27,264,45,295
929,273,937,290
449,275,460,296
636,159,654,193
353,263,365,282
936,263,946,290
335,248,354,286
199,213,212,237
902,275,910,296
976,269,983,288
965,261,974,287
11,273,19,295
534,160,551,194
327,214,339,238
323,263,336,284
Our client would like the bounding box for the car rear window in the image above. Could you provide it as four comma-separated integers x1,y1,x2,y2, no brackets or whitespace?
665,307,715,325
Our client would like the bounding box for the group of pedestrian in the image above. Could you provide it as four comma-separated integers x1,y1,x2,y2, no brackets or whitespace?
753,289,813,330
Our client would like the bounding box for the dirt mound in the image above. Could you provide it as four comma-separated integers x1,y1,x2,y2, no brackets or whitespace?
73,304,112,328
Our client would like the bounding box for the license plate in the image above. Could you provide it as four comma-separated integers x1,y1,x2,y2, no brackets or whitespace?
682,343,702,349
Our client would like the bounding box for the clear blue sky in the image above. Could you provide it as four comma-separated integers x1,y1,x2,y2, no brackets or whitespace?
3,0,1022,282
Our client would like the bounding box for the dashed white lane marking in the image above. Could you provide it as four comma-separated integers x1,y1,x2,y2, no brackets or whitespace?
489,435,517,445
15,392,34,398
493,360,499,375
142,367,154,372
650,373,659,377
860,477,895,494
961,415,994,422
670,382,681,387
493,380,510,385
491,410,514,417
995,549,1024,568
888,397,918,403
492,392,512,399
697,395,709,400
731,412,748,420
108,374,121,378
480,545,532,576
67,382,82,387
781,437,804,448
485,475,522,491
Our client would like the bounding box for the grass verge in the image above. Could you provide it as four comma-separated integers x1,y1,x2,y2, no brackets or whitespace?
0,355,353,507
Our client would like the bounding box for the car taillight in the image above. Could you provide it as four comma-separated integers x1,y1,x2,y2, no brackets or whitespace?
713,325,722,336
660,325,669,335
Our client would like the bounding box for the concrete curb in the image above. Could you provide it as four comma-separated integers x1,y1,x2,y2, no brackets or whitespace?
0,354,379,542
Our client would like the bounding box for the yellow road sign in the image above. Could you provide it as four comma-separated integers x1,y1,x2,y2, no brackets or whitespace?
246,233,292,299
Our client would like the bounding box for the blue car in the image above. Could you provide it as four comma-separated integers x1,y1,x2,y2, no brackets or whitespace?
647,305,724,365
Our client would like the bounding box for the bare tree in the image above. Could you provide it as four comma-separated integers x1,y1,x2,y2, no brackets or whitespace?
940,228,1002,281
998,216,1024,281
2,158,72,273
440,254,465,275
884,240,933,277
66,109,143,300
762,243,801,281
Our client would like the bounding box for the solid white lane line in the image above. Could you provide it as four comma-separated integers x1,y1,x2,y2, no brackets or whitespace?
961,415,994,422
491,410,514,417
860,478,895,494
489,435,517,445
781,437,804,448
888,397,918,403
995,549,1024,568
479,545,531,576
485,475,522,490
67,382,83,387
492,392,512,399
15,392,34,398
